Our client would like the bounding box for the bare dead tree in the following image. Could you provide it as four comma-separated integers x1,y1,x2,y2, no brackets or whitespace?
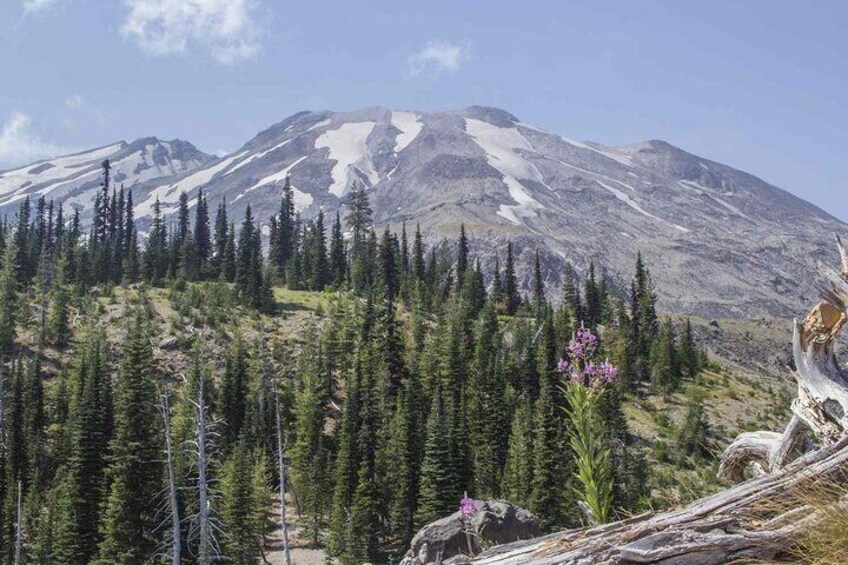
185,371,223,565
276,393,292,565
158,389,181,565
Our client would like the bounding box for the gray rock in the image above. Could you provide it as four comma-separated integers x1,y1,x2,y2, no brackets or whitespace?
400,500,540,565
158,336,179,350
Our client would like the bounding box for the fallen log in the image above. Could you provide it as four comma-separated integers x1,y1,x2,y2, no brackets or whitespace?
459,236,848,564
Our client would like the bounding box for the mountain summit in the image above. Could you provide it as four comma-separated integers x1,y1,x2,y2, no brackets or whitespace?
1,106,842,317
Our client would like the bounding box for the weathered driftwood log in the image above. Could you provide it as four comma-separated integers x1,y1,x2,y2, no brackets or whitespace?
458,236,848,564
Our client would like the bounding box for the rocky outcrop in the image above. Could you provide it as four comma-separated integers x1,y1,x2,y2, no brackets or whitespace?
400,500,540,565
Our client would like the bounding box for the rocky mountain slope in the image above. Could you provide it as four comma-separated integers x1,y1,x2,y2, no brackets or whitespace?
0,137,213,217
3,106,843,318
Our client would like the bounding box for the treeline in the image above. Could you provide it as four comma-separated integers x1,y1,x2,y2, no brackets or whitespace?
0,163,707,564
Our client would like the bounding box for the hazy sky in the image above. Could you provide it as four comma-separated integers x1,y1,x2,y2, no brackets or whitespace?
1,1,846,219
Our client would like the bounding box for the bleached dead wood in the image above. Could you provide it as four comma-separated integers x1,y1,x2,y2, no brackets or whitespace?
462,236,848,564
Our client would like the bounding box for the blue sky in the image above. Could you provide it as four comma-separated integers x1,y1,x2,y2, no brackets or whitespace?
1,0,846,218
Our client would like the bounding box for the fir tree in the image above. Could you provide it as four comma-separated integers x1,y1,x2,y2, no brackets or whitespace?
291,329,331,545
501,398,534,509
96,312,162,564
468,303,507,498
415,387,460,528
0,243,19,353
221,443,267,564
213,200,229,276
504,242,520,315
329,211,346,288
678,317,698,380
456,223,469,288
194,188,211,267
219,338,249,450
411,224,425,283
532,249,545,319
52,330,112,563
650,317,679,392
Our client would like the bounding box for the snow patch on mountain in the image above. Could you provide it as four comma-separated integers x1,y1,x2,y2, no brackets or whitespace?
235,155,311,210
136,150,246,216
391,111,423,153
464,118,545,224
315,121,378,196
594,180,689,232
0,143,123,196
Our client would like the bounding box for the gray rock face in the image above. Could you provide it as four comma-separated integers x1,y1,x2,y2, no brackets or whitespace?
7,105,846,318
131,106,846,318
400,500,541,565
0,137,213,225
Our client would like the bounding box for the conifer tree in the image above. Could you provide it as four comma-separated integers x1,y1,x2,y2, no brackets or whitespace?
533,249,545,319
53,330,111,563
310,209,328,290
676,390,710,459
291,329,331,545
584,261,601,328
194,188,211,267
501,398,534,509
415,387,460,528
327,358,362,559
456,223,469,288
468,303,507,497
177,192,190,244
346,346,383,564
221,443,267,564
531,378,571,531
504,242,520,315
650,317,678,392
213,200,229,276
219,338,249,450
329,211,346,288
490,256,503,308
0,243,19,353
222,223,236,282
678,317,698,380
96,312,162,564
411,224,425,283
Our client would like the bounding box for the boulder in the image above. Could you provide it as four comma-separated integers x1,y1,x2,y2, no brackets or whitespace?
158,336,179,350
400,500,540,565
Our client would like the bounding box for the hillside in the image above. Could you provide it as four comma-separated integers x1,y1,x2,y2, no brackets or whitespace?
2,107,843,319
13,281,792,565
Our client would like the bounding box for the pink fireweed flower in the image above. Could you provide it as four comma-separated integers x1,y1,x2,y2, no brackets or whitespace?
557,327,618,388
460,497,478,517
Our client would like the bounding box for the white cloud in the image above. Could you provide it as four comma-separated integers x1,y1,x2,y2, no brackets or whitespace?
0,112,69,169
121,0,262,64
406,40,470,77
65,94,84,111
62,95,107,128
23,0,57,13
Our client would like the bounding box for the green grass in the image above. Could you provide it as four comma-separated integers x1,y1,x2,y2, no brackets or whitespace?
273,287,331,312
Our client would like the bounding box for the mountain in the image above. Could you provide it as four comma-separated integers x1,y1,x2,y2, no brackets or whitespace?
4,106,843,318
0,137,214,218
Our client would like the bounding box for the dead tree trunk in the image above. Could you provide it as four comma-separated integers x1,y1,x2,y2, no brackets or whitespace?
463,236,848,564
276,395,292,565
158,391,181,565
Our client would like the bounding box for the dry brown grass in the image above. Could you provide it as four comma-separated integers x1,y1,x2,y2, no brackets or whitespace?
786,476,848,565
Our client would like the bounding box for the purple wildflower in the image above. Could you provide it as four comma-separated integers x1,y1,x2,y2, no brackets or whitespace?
557,327,618,388
460,497,477,517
